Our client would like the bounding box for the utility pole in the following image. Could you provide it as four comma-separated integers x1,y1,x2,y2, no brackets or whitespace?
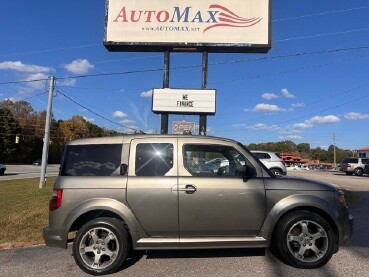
333,133,337,167
39,76,55,189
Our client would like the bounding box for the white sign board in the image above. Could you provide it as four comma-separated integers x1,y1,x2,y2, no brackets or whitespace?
152,89,216,115
172,121,196,134
104,0,271,53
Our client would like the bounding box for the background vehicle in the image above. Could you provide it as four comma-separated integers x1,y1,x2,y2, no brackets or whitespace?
44,135,352,275
0,163,6,175
339,157,369,176
251,150,287,175
33,159,42,166
364,160,369,176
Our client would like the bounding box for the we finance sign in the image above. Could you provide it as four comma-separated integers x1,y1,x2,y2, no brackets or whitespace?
104,0,271,53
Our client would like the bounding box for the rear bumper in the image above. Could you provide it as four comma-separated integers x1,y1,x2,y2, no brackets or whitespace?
43,226,68,249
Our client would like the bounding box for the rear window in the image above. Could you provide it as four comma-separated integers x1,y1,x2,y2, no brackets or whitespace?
253,152,271,159
60,144,122,176
341,158,358,164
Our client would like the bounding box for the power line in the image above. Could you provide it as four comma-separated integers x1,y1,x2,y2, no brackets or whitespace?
2,45,369,86
57,90,140,132
273,5,369,22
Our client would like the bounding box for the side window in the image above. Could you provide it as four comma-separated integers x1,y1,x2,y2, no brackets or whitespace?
61,144,122,176
183,144,252,177
135,143,173,176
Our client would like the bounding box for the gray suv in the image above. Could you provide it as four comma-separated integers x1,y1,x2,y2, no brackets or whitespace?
43,134,353,275
339,157,369,176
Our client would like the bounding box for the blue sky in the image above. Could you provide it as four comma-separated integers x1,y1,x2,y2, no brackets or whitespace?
1,0,369,150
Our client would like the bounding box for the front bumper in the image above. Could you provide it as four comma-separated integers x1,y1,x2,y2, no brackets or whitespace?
342,212,354,244
43,226,68,249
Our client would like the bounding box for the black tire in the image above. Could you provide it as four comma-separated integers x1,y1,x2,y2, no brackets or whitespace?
0,169,4,176
270,168,282,176
274,210,335,269
354,168,363,176
73,217,130,276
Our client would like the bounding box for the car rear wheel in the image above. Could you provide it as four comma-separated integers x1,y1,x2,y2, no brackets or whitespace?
354,168,363,176
0,168,4,175
73,217,129,276
274,210,335,269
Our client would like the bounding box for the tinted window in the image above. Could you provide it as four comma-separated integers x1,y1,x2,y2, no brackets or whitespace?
184,144,252,177
135,143,173,176
341,158,358,164
61,144,122,176
253,152,271,159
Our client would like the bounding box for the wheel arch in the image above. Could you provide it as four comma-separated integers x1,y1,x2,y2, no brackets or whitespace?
65,198,143,244
261,195,340,251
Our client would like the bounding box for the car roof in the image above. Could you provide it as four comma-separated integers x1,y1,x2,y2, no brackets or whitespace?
66,134,240,146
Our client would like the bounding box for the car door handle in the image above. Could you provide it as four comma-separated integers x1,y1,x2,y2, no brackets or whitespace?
173,185,197,194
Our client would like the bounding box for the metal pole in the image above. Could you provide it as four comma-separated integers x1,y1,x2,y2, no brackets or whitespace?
39,76,55,189
199,51,208,135
161,51,170,134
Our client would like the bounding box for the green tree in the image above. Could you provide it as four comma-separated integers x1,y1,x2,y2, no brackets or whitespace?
0,108,21,162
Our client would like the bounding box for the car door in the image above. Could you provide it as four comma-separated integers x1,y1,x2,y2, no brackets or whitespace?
178,138,266,238
126,137,178,238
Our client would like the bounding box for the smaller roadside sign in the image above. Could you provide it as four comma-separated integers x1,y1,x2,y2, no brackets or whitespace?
172,121,196,134
152,88,216,115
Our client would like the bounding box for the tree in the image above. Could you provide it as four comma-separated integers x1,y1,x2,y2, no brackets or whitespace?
59,116,90,142
0,108,21,162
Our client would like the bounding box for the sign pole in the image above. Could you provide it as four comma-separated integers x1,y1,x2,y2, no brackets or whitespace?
199,51,208,135
161,51,170,134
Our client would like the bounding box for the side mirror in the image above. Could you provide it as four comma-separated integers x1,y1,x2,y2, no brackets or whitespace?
120,164,128,175
243,165,257,180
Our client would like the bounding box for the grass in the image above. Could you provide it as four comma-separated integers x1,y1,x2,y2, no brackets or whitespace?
0,177,360,250
0,177,55,249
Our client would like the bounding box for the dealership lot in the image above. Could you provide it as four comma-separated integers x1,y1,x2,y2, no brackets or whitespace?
0,170,368,277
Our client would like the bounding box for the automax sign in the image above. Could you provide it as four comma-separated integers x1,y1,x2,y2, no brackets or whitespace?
104,0,271,53
152,89,216,115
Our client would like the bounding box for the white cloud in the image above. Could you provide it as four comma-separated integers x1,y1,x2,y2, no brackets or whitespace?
140,90,152,98
344,112,369,120
232,123,246,128
64,59,94,74
83,117,95,122
291,102,305,108
281,88,296,98
58,78,77,87
112,111,128,118
278,135,303,140
293,123,313,129
23,73,49,90
246,123,281,131
262,93,278,100
121,119,135,124
250,103,285,113
0,61,52,73
306,115,340,124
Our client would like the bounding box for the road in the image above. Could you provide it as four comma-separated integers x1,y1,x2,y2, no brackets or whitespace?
1,164,59,180
0,170,368,277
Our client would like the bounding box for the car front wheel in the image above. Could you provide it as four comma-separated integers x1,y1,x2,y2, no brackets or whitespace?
274,210,335,269
73,217,129,276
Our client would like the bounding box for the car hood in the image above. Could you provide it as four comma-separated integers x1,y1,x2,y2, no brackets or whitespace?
264,175,337,191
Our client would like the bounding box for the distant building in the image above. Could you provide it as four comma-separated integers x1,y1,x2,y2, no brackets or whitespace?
357,146,369,158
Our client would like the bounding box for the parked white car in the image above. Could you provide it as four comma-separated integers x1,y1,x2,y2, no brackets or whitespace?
251,151,287,175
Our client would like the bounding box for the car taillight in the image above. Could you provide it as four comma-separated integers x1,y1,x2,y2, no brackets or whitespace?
347,163,352,168
49,189,63,211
